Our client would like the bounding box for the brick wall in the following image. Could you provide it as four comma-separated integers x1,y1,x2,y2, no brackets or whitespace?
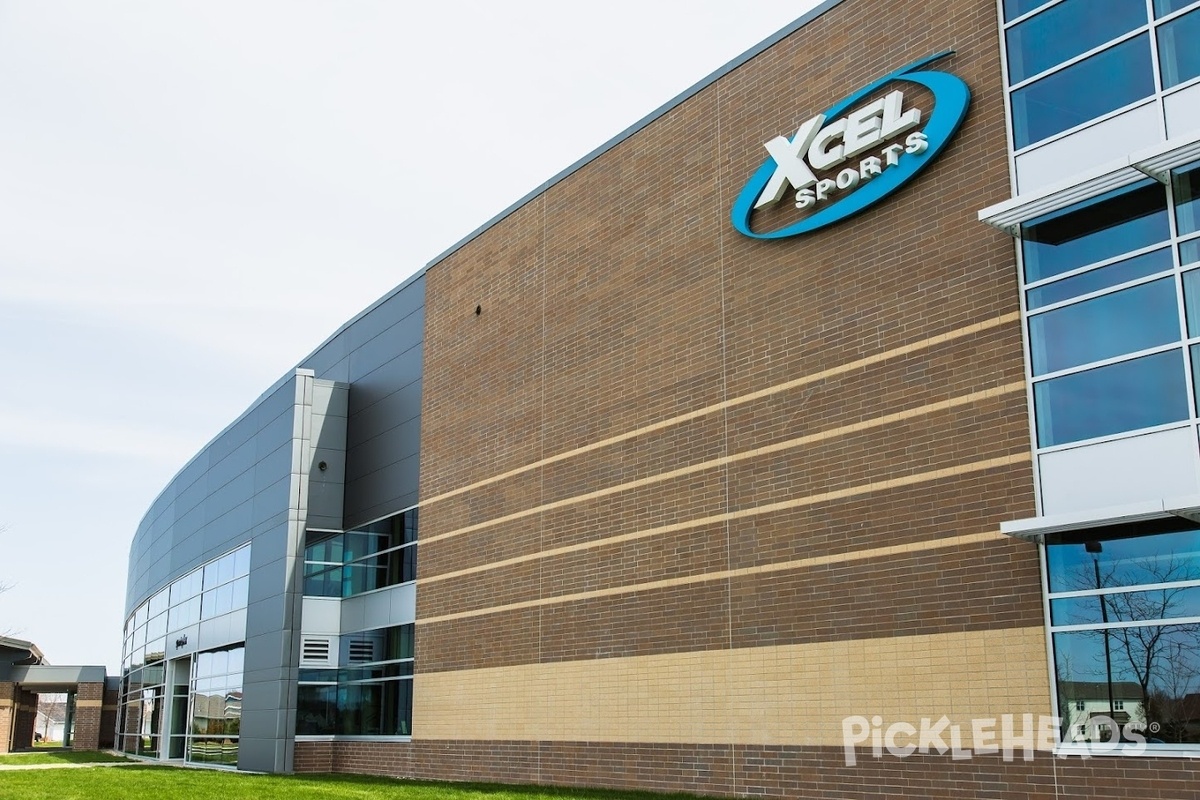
72,681,105,750
292,0,1200,796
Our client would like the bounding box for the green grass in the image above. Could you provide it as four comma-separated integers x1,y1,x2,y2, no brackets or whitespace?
0,767,703,800
0,750,131,765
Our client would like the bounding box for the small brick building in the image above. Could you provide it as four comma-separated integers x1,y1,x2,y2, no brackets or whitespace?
0,636,116,753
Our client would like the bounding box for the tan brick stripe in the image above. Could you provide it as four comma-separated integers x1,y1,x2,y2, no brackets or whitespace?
413,626,1051,745
419,311,1021,509
75,700,103,708
418,381,1025,556
416,452,1026,627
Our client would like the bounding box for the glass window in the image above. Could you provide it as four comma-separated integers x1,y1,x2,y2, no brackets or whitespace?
203,561,221,591
1158,8,1200,88
1052,585,1200,624
233,546,251,579
1175,162,1200,237
1023,181,1170,283
1034,350,1189,446
1155,0,1199,17
149,588,169,618
1046,524,1200,748
1007,0,1146,85
1183,240,1200,268
1011,33,1154,149
1027,248,1173,310
1005,0,1050,20
1029,278,1180,374
1181,271,1200,335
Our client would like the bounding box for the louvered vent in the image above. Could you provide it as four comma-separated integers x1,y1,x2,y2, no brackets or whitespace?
347,638,376,664
300,636,332,666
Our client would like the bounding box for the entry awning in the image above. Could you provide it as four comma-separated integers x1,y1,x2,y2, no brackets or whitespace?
1001,493,1200,540
978,130,1200,236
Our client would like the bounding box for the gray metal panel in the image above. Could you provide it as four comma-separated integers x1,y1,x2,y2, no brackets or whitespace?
345,379,422,450
347,283,424,351
345,416,421,482
348,329,423,390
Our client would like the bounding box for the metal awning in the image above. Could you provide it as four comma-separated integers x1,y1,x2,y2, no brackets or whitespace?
1001,493,1200,540
978,130,1200,236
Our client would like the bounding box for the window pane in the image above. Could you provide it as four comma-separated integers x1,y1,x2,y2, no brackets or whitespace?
1011,33,1154,148
1023,181,1169,283
296,685,338,735
1052,586,1200,625
1047,523,1200,592
1007,0,1146,84
1054,625,1200,743
1190,345,1200,412
1158,8,1200,88
1005,0,1050,20
1184,239,1200,268
1034,350,1188,446
1029,278,1179,374
1155,0,1199,17
233,546,251,578
1027,248,1173,309
1175,161,1200,236
1183,271,1200,335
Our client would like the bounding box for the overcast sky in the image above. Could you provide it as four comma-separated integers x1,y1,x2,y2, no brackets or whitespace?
0,0,821,672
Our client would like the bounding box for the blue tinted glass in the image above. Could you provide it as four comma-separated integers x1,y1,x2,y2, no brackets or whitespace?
1184,240,1200,267
1191,345,1200,411
1155,0,1199,16
1054,625,1200,743
1012,34,1154,148
1034,350,1188,446
1027,248,1173,309
1052,586,1200,624
1183,271,1200,334
1005,0,1050,20
1007,0,1147,84
1047,525,1200,592
1029,278,1180,374
1159,8,1200,87
1175,162,1200,236
1023,181,1170,283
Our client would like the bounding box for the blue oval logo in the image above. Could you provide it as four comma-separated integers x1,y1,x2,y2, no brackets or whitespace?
731,52,971,239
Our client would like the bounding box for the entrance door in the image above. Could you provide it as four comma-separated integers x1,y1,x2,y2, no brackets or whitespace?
165,657,192,759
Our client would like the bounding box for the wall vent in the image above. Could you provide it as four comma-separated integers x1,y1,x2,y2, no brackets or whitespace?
300,636,333,666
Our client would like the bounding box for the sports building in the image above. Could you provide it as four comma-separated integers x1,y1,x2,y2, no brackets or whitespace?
119,0,1200,795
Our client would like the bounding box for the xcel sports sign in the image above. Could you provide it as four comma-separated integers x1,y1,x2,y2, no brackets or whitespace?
731,52,970,239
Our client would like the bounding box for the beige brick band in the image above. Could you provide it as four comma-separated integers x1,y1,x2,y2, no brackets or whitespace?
413,626,1050,748
75,700,103,708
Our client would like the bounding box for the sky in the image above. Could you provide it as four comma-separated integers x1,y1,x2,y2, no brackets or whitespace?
0,0,822,673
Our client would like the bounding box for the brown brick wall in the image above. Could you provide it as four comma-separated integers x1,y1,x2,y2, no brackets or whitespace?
399,0,1076,795
10,689,37,752
72,681,105,750
295,740,1200,799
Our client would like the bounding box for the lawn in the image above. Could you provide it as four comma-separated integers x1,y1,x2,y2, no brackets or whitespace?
0,766,703,800
0,750,131,765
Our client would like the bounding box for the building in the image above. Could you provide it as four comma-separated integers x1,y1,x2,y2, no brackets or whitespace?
0,636,117,752
119,0,1200,795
